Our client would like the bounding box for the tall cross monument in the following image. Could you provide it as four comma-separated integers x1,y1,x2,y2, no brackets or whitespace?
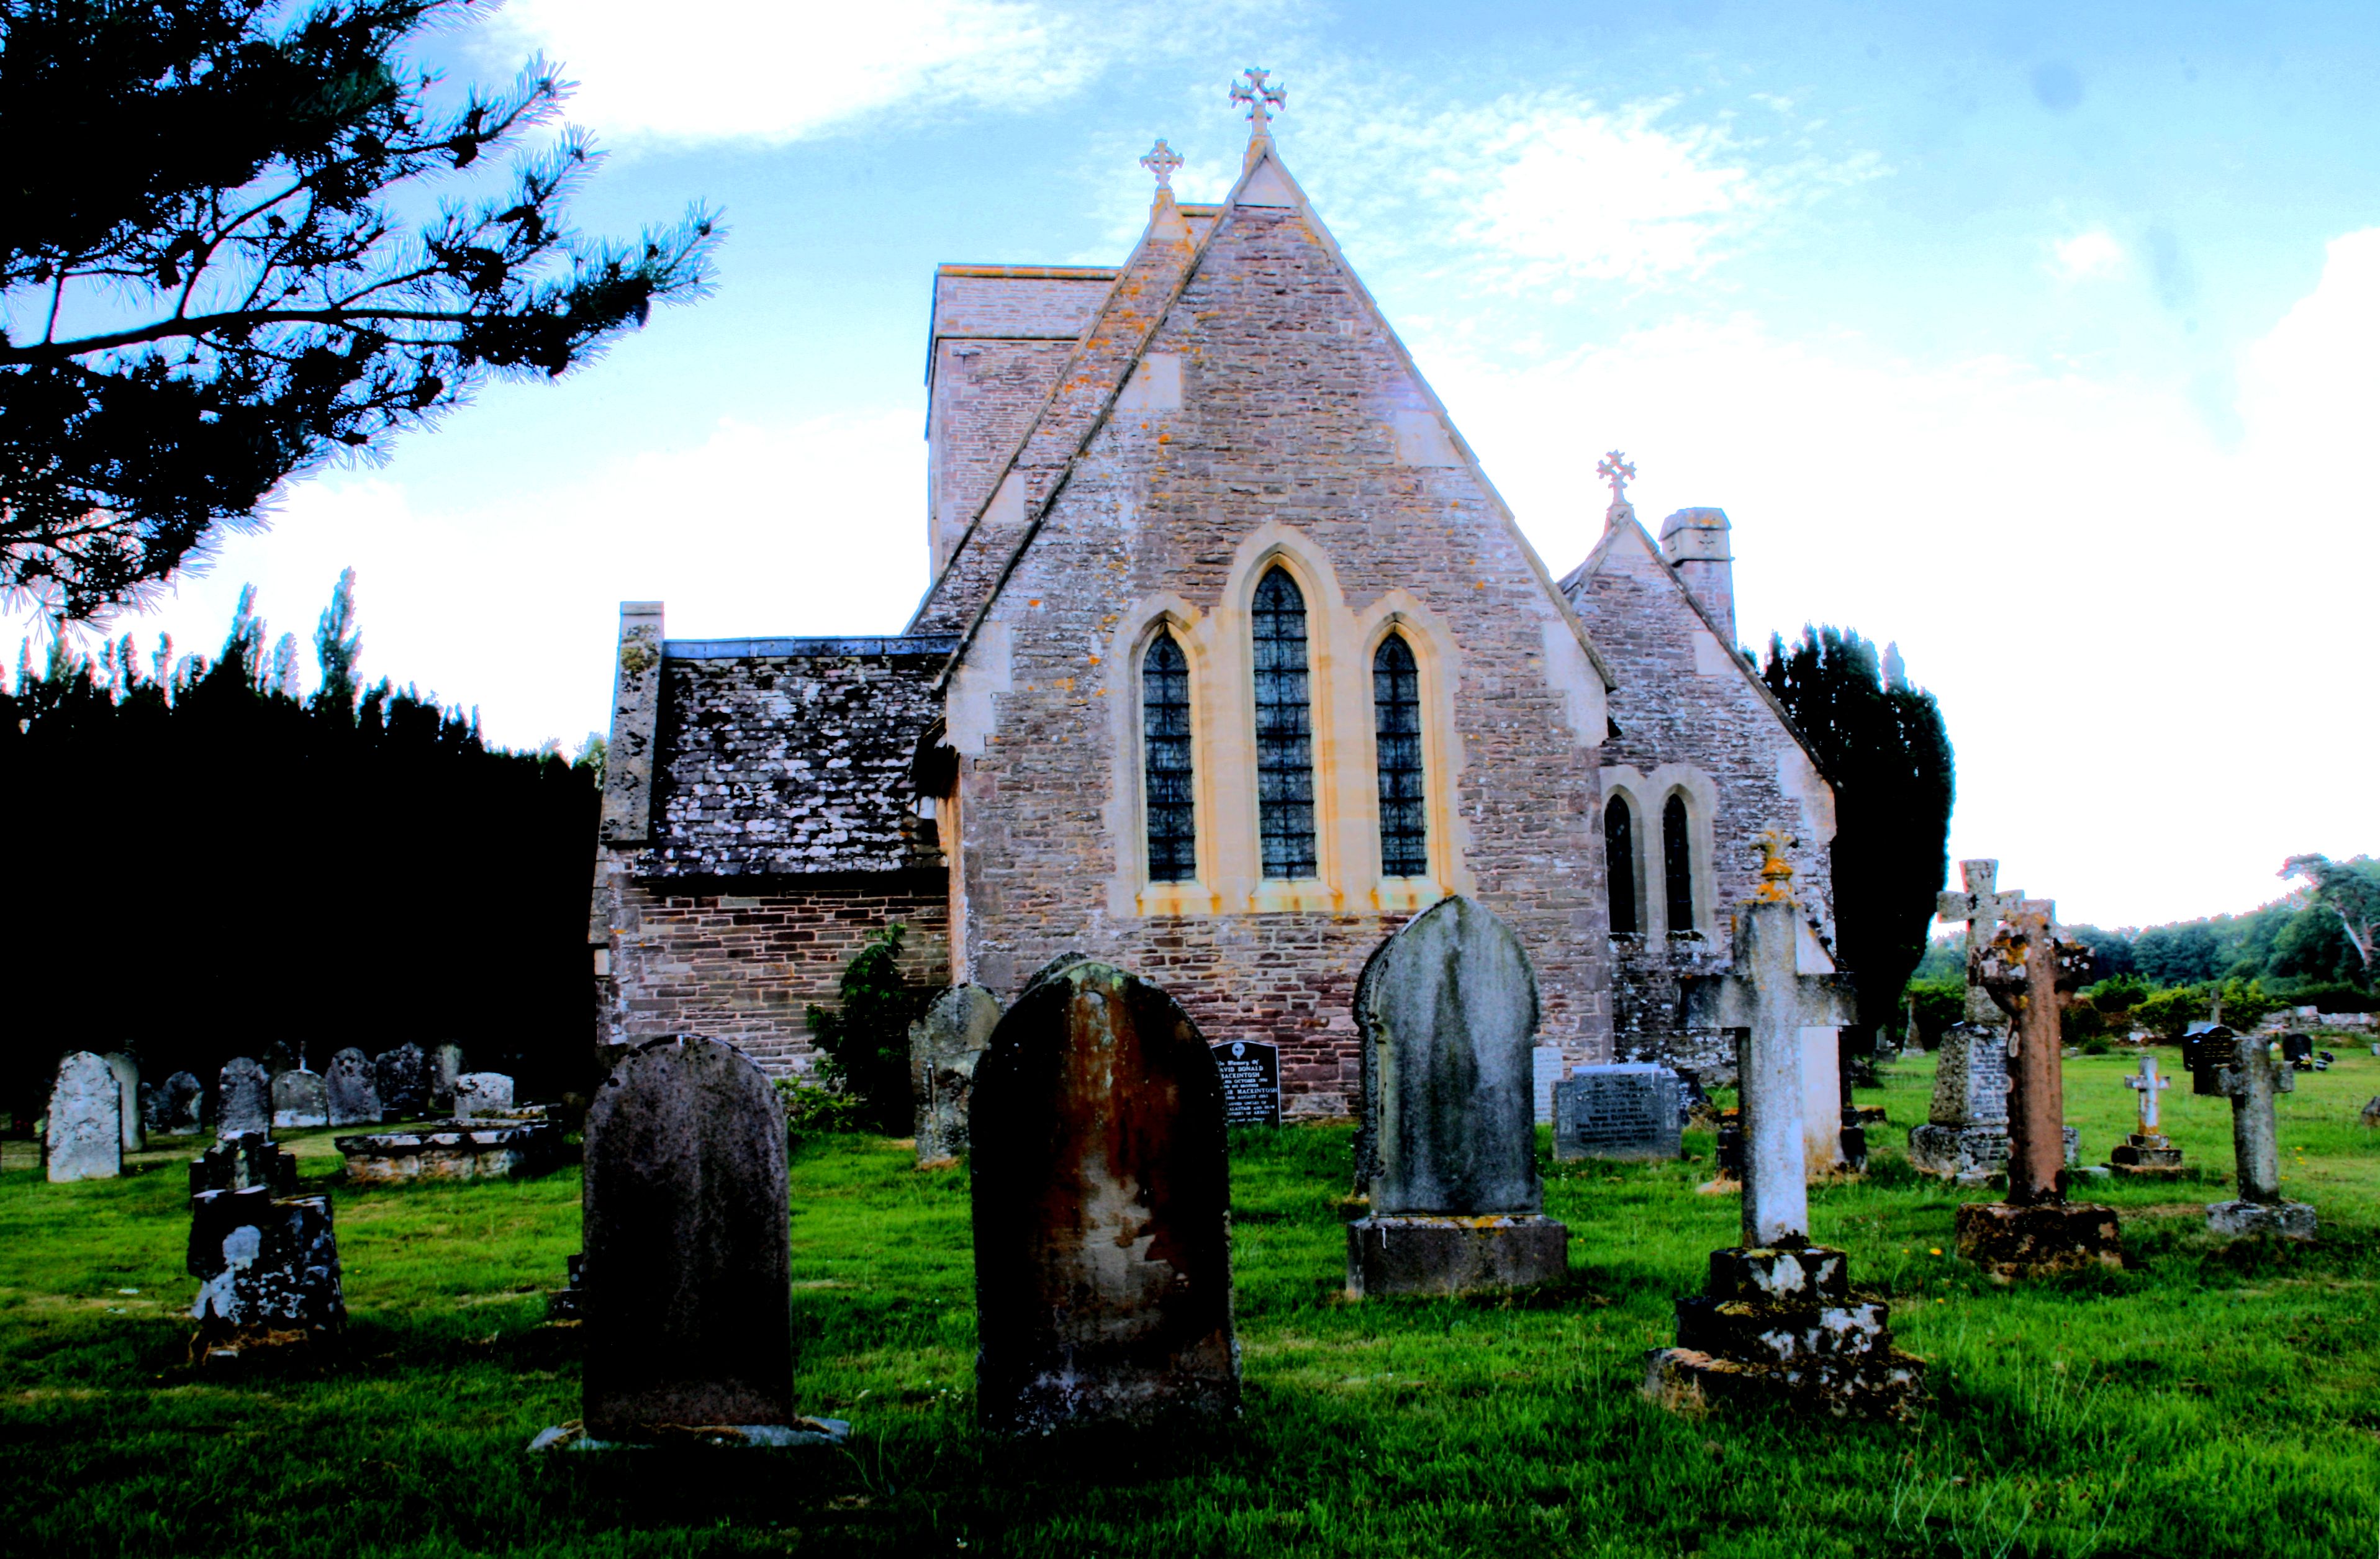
1936,859,2026,1026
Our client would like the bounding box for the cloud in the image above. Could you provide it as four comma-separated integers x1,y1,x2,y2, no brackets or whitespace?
2050,228,2125,282
493,0,1107,144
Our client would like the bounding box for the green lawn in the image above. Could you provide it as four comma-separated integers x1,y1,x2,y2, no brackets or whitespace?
4,1047,2379,1558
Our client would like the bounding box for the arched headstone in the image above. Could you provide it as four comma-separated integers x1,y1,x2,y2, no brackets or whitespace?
373,1044,427,1120
582,1036,797,1439
216,1058,272,1139
970,959,1239,1433
47,1051,123,1182
103,1052,143,1154
272,1070,329,1129
325,1049,381,1127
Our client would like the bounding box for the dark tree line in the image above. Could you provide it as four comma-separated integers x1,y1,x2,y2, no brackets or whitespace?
0,572,599,1127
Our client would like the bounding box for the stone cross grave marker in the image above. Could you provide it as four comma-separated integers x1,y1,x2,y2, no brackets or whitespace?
1936,858,2027,1025
2127,1054,2169,1131
2110,1054,2183,1175
103,1054,143,1154
47,1051,123,1182
970,958,1239,1432
2202,1030,2317,1238
582,1035,813,1440
271,1069,328,1128
217,1057,271,1139
910,983,1000,1164
325,1048,381,1127
1346,896,1569,1297
1554,1063,1683,1162
1210,1039,1282,1128
1682,840,1855,1247
374,1044,427,1120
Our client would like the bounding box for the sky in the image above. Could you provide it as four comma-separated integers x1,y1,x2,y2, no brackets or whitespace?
15,1,2378,930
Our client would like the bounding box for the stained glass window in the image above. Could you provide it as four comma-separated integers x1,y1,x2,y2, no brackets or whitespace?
1251,567,1317,879
1142,631,1195,882
1663,793,1695,934
1605,797,1637,934
1373,633,1427,877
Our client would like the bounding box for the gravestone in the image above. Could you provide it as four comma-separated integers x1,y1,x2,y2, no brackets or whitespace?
103,1053,144,1154
191,1134,301,1199
271,1070,329,1129
188,1134,344,1359
581,1035,821,1440
451,1072,515,1118
429,1043,465,1111
1211,1040,1282,1128
374,1044,428,1120
1935,859,2029,1024
325,1048,381,1127
46,1051,123,1182
2204,1033,2317,1239
1346,897,1568,1298
2108,1054,2183,1177
910,983,1000,1164
971,959,1239,1433
2279,1032,2314,1069
1532,1045,1565,1126
1908,1023,2077,1182
1954,902,2122,1277
153,1071,202,1135
216,1057,271,1139
1647,836,1921,1417
1554,1063,1683,1162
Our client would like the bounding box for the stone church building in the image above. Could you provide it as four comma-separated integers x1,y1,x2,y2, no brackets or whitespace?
589,95,1843,1123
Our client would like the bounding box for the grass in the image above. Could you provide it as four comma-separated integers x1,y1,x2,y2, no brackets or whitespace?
4,1046,2379,1557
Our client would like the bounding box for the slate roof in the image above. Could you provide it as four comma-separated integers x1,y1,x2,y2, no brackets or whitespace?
637,635,956,878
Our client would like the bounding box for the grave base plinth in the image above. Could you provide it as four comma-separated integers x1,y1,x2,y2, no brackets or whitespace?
2206,1199,2317,1239
335,1119,571,1185
1953,1200,2122,1277
2108,1134,2185,1178
1344,1214,1568,1298
1644,1245,1924,1419
1908,1124,2079,1183
528,1419,851,1453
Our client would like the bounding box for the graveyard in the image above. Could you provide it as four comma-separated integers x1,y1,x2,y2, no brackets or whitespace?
5,1041,2376,1558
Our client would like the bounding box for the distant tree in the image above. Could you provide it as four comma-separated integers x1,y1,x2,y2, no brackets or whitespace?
806,924,932,1136
0,0,719,620
2132,923,2223,987
2281,854,2380,987
313,565,363,716
1761,626,1955,1060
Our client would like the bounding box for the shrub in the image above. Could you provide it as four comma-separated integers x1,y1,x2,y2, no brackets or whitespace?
805,924,931,1136
774,1076,867,1140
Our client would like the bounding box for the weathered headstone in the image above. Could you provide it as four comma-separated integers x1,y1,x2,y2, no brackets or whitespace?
1532,1044,1565,1126
153,1071,203,1135
581,1036,820,1440
1954,902,2122,1277
451,1072,515,1118
2279,1032,2314,1069
2108,1054,2183,1177
46,1051,123,1182
1647,837,1921,1416
216,1057,271,1139
1554,1063,1683,1162
428,1043,465,1111
374,1044,428,1120
971,959,1239,1432
325,1047,381,1127
910,983,1000,1164
103,1053,144,1154
188,1132,343,1359
2203,1031,2317,1239
1211,1040,1282,1129
271,1069,329,1129
191,1134,301,1199
1346,897,1568,1298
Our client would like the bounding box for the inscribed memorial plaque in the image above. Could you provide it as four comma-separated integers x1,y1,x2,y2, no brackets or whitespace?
1210,1041,1281,1127
1553,1063,1683,1162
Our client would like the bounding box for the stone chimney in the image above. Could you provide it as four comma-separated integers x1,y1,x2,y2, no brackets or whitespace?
1658,508,1734,644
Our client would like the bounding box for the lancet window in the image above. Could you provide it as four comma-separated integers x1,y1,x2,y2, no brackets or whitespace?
1251,567,1317,879
1662,793,1696,934
1373,633,1426,877
1141,631,1196,882
1605,796,1638,934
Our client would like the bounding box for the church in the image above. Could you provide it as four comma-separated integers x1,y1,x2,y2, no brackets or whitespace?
588,76,1843,1126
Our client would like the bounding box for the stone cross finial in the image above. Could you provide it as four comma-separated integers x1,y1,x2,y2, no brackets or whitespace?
2125,1054,2170,1132
1683,874,1856,1247
1597,450,1636,510
1140,138,1183,191
1231,66,1285,132
1937,859,2027,1026
1752,829,1796,902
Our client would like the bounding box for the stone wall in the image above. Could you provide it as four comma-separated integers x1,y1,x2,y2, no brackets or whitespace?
596,873,951,1073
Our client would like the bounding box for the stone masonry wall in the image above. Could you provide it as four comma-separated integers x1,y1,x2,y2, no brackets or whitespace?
944,191,1613,1118
597,872,950,1075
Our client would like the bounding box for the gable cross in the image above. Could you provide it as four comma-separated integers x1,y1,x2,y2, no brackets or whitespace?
1596,450,1635,517
1231,66,1285,131
1683,833,1857,1247
1139,138,1183,191
1936,858,2026,1025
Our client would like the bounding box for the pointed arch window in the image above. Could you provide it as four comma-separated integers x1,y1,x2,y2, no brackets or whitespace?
1662,793,1696,934
1141,631,1196,883
1373,633,1427,877
1604,796,1637,934
1251,567,1317,879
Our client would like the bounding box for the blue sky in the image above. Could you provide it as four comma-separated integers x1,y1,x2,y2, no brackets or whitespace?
22,1,2378,928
